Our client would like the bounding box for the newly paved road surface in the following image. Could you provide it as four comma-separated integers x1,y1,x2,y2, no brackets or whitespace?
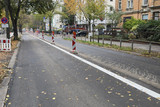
37,34,160,87
5,33,160,107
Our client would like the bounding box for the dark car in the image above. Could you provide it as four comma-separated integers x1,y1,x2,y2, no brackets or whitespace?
76,30,88,36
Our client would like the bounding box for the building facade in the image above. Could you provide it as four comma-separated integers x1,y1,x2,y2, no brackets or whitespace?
52,0,64,30
115,0,160,24
76,0,116,31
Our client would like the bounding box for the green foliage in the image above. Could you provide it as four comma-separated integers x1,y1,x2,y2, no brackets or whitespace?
95,24,105,30
122,33,129,39
128,33,136,40
107,9,123,27
136,20,160,41
61,5,75,25
84,0,106,21
123,17,145,31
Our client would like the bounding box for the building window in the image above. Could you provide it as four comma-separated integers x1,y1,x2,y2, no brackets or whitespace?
123,17,131,23
153,12,160,20
110,7,113,11
127,0,133,8
142,14,148,20
143,0,148,5
119,0,122,10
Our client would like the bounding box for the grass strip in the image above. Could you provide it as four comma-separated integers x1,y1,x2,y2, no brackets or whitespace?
64,38,160,58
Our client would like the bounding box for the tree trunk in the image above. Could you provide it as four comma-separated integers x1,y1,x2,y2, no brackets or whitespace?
88,20,91,32
19,24,22,34
12,20,18,40
8,0,21,40
92,20,95,42
4,0,10,39
49,16,52,35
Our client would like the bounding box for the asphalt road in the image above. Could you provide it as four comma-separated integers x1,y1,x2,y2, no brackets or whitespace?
37,34,160,88
5,33,160,107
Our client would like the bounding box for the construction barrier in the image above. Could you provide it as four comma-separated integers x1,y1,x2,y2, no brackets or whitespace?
72,31,77,54
0,39,11,51
52,31,54,43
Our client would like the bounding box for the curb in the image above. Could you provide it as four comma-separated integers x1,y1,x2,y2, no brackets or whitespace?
0,41,21,107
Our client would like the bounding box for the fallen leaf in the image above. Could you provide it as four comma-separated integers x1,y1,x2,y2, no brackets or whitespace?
6,95,10,98
8,102,11,105
85,77,88,80
52,97,56,100
112,104,116,106
41,91,45,94
127,91,131,93
96,77,101,81
129,98,134,101
100,80,103,83
76,96,79,101
53,93,56,95
42,70,45,72
108,91,112,94
120,95,124,97
147,97,151,101
36,96,39,99
18,77,22,79
117,93,121,95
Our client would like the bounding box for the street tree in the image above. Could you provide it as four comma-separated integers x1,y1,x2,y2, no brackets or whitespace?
63,0,78,25
4,0,56,40
18,10,30,34
107,9,123,28
44,1,59,34
0,0,4,18
77,0,106,32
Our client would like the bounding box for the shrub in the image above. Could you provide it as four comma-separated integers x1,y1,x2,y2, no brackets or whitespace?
123,17,145,31
122,33,129,39
128,33,136,40
137,20,160,41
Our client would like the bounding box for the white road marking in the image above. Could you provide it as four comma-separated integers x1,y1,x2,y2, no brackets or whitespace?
32,34,160,100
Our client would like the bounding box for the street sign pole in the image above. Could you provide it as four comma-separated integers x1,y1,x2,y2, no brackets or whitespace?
1,17,9,39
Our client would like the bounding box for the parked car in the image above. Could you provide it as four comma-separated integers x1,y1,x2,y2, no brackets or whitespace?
76,30,88,36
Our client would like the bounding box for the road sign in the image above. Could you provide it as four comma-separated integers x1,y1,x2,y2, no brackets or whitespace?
1,17,8,24
2,24,9,28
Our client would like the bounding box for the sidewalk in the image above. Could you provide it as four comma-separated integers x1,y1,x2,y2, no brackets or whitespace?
76,36,160,52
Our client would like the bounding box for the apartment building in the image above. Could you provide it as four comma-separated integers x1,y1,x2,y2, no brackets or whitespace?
76,0,116,31
115,0,160,24
52,0,64,30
